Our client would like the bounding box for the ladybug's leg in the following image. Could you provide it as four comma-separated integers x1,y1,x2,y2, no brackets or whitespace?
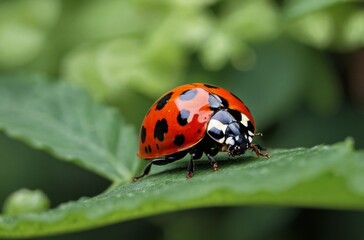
206,147,219,171
249,144,269,159
132,161,154,182
186,149,203,179
132,154,185,182
206,154,218,171
186,158,194,179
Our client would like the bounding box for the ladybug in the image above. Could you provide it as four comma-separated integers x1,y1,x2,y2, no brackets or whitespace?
133,83,269,181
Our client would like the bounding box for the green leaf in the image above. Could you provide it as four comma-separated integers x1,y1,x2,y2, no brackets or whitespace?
1,139,364,238
0,74,139,182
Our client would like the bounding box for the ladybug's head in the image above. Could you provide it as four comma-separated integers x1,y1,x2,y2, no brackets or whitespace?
226,134,250,157
207,110,255,157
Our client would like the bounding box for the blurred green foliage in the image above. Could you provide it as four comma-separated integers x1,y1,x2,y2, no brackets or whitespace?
2,188,50,216
0,0,363,239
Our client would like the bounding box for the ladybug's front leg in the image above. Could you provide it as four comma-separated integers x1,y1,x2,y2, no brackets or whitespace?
249,144,270,159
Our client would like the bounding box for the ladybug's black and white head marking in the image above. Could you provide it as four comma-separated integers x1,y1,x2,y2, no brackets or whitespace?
207,110,255,157
239,112,255,143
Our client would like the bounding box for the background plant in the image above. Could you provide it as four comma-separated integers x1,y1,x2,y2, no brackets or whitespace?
0,0,363,239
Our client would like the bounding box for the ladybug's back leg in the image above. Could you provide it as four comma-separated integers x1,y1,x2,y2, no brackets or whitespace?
132,151,188,181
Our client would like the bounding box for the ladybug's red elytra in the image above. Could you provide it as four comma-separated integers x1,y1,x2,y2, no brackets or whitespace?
133,83,269,181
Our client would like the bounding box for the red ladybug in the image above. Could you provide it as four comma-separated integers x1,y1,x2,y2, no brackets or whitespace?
133,83,269,181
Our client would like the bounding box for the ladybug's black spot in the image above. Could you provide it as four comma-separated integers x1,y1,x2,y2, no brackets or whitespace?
179,89,197,101
156,92,173,110
219,95,229,108
174,134,185,146
204,84,219,89
177,109,190,126
154,118,168,141
197,129,201,133
208,94,221,109
140,126,147,143
144,145,152,154
228,109,242,122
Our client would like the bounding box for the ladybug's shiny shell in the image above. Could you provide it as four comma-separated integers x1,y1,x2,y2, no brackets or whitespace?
137,83,255,159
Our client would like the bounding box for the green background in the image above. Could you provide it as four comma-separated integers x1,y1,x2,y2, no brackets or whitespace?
0,0,364,239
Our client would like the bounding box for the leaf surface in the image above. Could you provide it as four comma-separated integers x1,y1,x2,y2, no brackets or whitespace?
0,74,139,182
1,139,364,238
